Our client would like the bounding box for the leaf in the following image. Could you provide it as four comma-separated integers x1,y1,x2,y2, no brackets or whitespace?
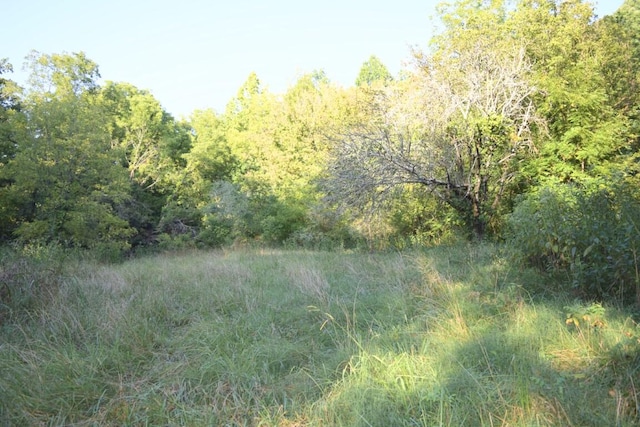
583,244,595,258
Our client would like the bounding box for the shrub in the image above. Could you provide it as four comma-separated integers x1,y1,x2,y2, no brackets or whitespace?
198,181,250,246
506,180,640,303
198,181,312,247
388,186,464,248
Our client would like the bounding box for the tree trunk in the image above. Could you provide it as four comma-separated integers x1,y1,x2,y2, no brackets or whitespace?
471,196,485,240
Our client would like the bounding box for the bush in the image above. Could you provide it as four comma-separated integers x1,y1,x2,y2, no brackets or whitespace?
506,180,640,303
197,181,250,246
388,186,464,248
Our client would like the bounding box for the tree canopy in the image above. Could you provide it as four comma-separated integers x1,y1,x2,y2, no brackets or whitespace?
355,55,393,87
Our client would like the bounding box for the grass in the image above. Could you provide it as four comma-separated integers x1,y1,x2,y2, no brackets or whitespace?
1,244,639,426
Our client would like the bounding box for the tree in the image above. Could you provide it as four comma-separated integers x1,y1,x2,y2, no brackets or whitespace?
606,0,640,179
355,55,393,87
223,72,269,186
219,72,316,243
184,109,236,185
97,81,193,245
101,82,190,189
510,0,630,184
324,1,540,239
179,71,353,246
4,52,132,249
610,0,640,63
159,109,237,242
0,59,23,166
0,59,26,240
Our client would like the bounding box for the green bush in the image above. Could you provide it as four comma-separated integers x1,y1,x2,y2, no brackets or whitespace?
197,181,250,246
506,180,640,303
388,186,463,248
198,181,312,247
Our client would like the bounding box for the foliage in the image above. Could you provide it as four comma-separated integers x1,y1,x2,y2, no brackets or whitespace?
101,81,191,190
388,185,464,247
99,81,193,247
355,55,393,87
606,0,640,181
513,0,632,185
0,58,22,166
325,33,540,239
506,180,640,303
198,181,250,246
0,59,26,240
1,0,639,254
181,71,345,247
183,109,236,184
5,52,133,251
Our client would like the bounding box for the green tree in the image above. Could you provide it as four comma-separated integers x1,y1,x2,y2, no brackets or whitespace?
610,0,640,62
511,0,629,184
185,109,237,186
5,52,132,249
503,1,640,302
186,72,348,245
355,55,393,87
220,73,309,243
0,59,22,166
98,81,192,245
101,82,190,189
0,59,26,240
606,0,640,179
161,109,237,244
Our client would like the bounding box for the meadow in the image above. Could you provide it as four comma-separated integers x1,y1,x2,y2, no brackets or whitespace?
1,244,639,426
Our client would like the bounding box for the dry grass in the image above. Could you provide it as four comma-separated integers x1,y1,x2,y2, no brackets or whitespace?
286,264,330,303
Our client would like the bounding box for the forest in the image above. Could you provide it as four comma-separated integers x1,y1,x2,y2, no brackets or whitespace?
1,0,640,424
0,0,638,297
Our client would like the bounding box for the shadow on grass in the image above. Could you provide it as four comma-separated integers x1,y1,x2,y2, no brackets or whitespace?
309,244,640,426
439,328,639,426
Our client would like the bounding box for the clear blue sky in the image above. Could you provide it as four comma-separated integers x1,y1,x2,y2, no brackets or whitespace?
2,0,625,118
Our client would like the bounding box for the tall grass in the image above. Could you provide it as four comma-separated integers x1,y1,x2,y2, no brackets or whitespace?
1,245,638,425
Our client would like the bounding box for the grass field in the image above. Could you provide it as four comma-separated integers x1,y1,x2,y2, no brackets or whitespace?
1,244,639,426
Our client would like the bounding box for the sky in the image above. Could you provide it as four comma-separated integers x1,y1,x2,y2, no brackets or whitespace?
2,0,625,119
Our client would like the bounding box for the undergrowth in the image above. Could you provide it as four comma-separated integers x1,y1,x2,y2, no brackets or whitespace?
1,244,639,425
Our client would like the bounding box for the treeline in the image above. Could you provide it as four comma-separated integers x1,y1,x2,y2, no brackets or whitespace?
1,0,640,300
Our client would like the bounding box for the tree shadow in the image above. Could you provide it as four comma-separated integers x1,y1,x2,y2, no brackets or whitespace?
310,245,640,426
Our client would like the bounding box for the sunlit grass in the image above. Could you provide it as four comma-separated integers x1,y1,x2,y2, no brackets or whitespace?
1,245,639,425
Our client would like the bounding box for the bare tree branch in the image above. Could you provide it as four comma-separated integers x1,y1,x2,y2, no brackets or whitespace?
323,41,544,238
